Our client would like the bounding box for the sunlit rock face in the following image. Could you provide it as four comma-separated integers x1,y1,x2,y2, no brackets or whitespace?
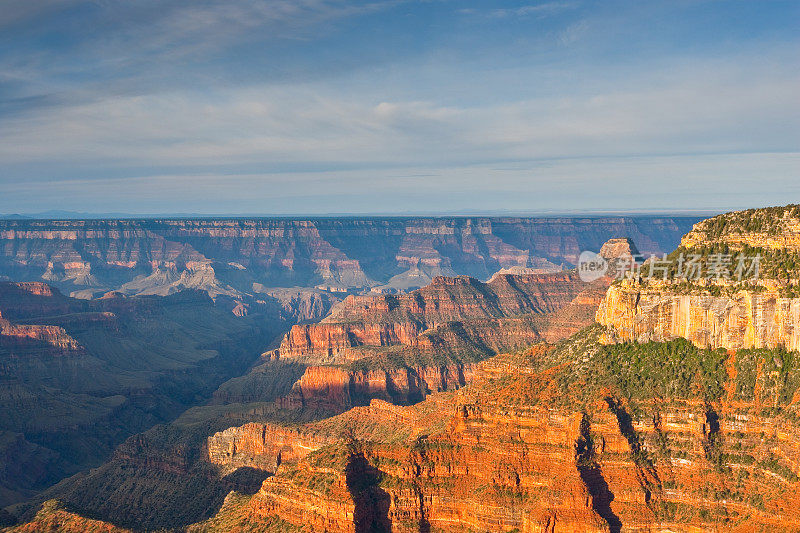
201,337,800,533
8,208,800,532
277,272,605,363
600,237,640,260
597,283,800,351
598,206,800,351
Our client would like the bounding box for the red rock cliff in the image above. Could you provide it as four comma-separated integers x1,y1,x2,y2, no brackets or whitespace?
206,340,800,532
278,272,603,363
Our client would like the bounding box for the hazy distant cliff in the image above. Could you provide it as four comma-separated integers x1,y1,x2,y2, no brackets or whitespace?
0,217,698,297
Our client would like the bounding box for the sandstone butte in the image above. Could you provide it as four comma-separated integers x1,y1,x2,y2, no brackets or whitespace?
6,206,800,533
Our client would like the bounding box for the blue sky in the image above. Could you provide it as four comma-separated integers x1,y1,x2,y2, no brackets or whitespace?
0,0,798,215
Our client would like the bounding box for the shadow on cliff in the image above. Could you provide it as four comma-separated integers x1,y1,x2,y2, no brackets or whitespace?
575,413,622,533
345,451,392,533
605,397,661,503
702,406,723,470
221,466,271,494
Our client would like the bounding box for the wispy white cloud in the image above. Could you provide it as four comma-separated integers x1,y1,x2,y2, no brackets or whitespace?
460,2,579,19
0,0,405,116
558,19,589,45
1,53,796,168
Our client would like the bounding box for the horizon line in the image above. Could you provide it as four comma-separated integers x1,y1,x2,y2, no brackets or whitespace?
0,208,738,220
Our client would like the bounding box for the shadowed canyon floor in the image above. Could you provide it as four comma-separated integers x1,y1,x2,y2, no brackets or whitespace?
0,282,290,511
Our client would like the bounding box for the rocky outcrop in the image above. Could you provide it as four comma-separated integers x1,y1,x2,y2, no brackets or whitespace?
268,272,608,412
258,287,342,322
596,282,800,350
599,237,639,259
597,205,800,351
0,282,73,319
279,322,424,363
680,204,800,252
325,273,594,323
118,262,238,298
0,322,84,355
4,500,132,532
206,423,331,473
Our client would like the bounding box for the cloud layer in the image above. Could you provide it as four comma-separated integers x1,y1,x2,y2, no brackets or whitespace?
0,0,798,214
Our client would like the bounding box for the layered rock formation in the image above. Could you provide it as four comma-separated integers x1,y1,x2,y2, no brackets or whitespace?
597,281,800,350
599,237,640,260
187,206,800,532
271,271,608,412
278,272,601,363
206,423,331,474
0,321,84,355
276,363,477,412
680,204,800,252
10,207,800,532
0,267,612,528
258,287,342,323
598,206,800,351
198,331,800,532
0,217,697,298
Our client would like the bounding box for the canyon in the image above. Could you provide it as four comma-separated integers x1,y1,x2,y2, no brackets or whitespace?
2,216,681,528
191,207,800,532
199,328,800,533
0,217,697,298
0,264,607,530
8,208,800,532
